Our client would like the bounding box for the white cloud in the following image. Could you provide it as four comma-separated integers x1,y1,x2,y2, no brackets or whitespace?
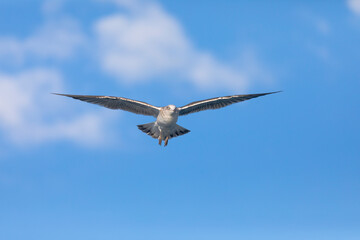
98,0,143,10
0,18,85,66
94,0,270,91
94,4,191,81
42,0,65,15
0,1,116,147
0,38,24,65
315,19,331,35
348,0,360,15
26,19,84,59
0,69,111,146
188,53,248,90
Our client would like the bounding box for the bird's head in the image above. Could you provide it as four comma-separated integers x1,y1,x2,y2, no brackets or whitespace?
164,105,178,114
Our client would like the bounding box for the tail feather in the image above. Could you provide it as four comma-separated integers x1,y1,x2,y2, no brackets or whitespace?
169,124,190,139
137,122,160,139
137,122,190,146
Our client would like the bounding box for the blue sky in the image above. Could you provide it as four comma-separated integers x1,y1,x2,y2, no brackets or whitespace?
0,0,359,239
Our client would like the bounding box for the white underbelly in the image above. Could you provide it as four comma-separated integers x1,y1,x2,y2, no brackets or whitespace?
156,114,178,127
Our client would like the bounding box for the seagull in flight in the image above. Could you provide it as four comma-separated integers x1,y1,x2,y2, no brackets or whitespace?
54,91,280,146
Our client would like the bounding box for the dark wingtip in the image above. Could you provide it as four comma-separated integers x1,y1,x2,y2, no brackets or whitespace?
52,93,75,98
267,90,282,94
258,91,282,97
52,93,66,96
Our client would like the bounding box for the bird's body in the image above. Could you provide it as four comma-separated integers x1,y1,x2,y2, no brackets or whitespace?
157,105,179,127
54,91,280,146
138,104,187,146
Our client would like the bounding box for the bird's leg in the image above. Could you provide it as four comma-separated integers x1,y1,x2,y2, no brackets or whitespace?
158,128,162,146
164,137,169,147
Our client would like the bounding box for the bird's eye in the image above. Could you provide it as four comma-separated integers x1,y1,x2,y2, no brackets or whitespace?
166,106,170,110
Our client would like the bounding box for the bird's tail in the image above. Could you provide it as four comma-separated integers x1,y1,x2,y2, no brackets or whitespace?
137,122,160,139
168,124,190,139
137,122,190,140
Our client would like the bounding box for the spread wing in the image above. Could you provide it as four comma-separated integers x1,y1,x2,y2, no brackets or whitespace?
54,93,160,117
178,91,280,116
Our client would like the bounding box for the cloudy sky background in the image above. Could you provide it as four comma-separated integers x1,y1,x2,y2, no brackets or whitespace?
0,0,359,239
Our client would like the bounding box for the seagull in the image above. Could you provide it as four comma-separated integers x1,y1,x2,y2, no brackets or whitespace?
54,91,280,146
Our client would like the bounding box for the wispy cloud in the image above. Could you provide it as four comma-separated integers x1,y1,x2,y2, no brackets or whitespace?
0,1,113,147
0,18,84,66
94,0,269,91
348,0,360,15
315,18,331,35
42,0,65,15
296,9,334,64
0,69,111,146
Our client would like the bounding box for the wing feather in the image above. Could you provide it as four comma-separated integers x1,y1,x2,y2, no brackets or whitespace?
178,91,280,116
54,93,160,117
